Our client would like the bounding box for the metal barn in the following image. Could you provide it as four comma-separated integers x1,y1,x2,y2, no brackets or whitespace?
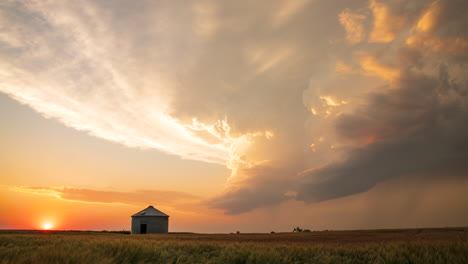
131,205,169,234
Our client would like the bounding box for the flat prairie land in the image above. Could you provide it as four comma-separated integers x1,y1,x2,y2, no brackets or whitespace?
0,228,467,264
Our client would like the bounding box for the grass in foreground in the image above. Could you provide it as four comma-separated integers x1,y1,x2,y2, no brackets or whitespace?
0,228,467,264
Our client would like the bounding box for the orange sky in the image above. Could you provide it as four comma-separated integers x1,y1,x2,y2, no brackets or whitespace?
1,0,467,232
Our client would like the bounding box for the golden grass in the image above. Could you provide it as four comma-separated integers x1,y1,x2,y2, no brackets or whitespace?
0,228,467,264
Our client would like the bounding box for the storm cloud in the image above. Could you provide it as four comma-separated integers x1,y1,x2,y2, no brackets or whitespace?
207,0,468,213
1,0,467,217
299,69,468,202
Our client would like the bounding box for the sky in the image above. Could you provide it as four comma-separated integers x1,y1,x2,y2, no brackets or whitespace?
0,0,467,232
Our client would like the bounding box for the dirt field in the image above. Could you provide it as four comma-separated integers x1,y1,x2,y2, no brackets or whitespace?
0,228,467,263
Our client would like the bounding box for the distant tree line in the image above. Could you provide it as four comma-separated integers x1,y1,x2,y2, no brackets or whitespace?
293,227,311,232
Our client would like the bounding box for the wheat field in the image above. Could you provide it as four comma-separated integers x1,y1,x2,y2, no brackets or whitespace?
0,228,467,264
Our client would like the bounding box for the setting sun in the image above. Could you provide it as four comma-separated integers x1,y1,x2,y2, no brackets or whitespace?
42,222,53,230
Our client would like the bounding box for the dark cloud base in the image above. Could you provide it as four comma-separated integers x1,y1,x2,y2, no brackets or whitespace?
299,69,468,202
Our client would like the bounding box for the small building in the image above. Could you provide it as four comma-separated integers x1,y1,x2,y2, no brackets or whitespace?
131,205,169,234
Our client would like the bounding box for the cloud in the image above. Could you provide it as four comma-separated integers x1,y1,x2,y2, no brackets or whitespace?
0,0,255,165
335,55,401,82
415,0,441,33
2,0,467,220
358,54,401,81
271,0,312,28
406,0,468,56
407,35,468,56
10,186,199,207
245,45,293,75
298,69,468,202
335,61,356,74
339,8,366,44
368,0,407,43
207,166,299,214
192,0,219,39
206,0,468,214
210,61,468,213
0,0,337,181
217,177,468,232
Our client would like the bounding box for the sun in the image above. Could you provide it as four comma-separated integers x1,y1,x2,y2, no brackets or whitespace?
42,222,53,230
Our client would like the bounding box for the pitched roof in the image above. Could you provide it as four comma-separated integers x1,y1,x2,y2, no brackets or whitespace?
132,205,169,217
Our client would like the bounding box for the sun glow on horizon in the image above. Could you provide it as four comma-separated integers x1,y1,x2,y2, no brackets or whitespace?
42,222,53,230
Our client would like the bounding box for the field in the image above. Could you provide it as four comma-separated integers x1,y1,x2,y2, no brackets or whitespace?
0,228,467,264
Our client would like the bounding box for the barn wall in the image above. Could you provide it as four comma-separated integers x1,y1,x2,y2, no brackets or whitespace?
131,216,169,234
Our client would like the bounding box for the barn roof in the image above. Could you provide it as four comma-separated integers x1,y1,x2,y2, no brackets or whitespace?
132,205,169,217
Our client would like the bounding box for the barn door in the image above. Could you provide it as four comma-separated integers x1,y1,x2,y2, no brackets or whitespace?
140,224,147,234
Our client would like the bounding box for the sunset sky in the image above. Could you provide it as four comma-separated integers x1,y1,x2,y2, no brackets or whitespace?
1,0,467,232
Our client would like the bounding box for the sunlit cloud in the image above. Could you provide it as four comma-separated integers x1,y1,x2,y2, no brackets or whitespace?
416,1,441,33
358,54,400,81
406,0,468,56
271,0,311,28
10,186,199,207
320,96,347,107
335,61,357,74
368,0,406,43
406,35,468,56
0,0,260,166
207,0,468,214
338,8,366,44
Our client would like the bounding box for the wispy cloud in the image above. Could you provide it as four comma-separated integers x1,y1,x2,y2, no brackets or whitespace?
10,186,199,207
271,0,312,28
0,0,251,165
